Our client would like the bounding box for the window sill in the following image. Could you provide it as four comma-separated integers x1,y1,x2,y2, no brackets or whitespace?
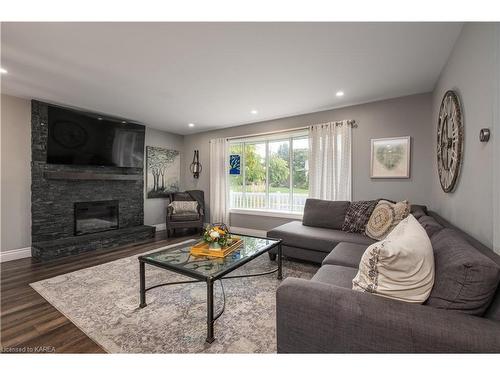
229,208,303,220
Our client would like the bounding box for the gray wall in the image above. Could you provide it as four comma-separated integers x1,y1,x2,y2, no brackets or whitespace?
144,128,184,227
183,93,433,231
1,94,31,251
431,23,497,249
495,25,500,254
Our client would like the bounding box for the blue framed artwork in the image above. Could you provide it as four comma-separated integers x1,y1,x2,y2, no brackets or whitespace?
229,154,241,175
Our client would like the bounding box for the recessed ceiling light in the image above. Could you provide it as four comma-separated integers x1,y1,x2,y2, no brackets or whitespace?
97,117,103,120
251,109,258,115
336,91,344,97
0,67,7,74
121,121,127,124
188,123,195,128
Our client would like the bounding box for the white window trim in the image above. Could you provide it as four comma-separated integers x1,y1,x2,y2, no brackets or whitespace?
229,208,303,220
227,130,309,214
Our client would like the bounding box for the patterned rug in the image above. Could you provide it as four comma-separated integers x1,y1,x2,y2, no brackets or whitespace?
30,240,318,353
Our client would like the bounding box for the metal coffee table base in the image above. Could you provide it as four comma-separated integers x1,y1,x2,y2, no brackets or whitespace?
139,244,282,343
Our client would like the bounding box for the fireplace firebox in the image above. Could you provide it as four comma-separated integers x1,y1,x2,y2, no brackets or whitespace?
74,200,119,236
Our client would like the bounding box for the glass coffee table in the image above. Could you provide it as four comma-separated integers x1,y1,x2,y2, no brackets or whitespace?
138,234,282,343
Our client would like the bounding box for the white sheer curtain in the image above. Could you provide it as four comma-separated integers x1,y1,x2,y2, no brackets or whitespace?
308,121,353,201
209,138,229,223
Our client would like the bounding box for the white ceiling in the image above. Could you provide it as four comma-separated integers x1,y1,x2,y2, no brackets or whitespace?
1,22,462,135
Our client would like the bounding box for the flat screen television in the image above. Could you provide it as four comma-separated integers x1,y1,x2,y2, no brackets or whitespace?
46,105,145,168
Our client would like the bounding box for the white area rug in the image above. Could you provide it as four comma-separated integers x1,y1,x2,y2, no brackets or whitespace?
30,240,317,353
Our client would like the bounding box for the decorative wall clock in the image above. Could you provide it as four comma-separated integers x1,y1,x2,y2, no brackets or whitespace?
437,90,464,193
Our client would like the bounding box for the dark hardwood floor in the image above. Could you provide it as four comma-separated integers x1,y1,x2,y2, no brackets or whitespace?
1,230,197,353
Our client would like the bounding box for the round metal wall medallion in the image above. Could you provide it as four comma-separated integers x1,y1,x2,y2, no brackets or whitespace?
437,90,464,193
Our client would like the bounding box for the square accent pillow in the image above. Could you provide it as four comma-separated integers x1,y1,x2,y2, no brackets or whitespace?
342,200,378,233
169,201,198,214
353,214,435,304
365,200,410,240
426,228,500,316
418,215,444,238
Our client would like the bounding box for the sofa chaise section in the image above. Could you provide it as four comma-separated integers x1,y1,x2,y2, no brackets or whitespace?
267,221,374,263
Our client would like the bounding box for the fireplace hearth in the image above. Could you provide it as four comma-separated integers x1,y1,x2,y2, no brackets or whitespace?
74,200,119,236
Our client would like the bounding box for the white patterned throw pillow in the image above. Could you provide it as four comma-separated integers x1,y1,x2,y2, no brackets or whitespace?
365,200,410,240
169,201,198,214
353,214,435,304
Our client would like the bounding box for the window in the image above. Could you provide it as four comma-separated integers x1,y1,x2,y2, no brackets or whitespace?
229,131,309,213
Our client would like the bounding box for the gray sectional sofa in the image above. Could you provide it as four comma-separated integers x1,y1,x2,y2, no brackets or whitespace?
268,199,500,353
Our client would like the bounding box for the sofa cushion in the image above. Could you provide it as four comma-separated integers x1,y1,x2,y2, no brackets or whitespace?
353,215,435,304
302,199,350,230
342,200,378,233
418,215,444,238
426,228,500,316
270,245,328,264
322,242,368,268
169,213,200,222
365,200,410,240
267,220,375,253
311,265,358,289
410,204,428,219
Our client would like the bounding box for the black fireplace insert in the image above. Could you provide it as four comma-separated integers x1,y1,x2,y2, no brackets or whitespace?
74,200,119,236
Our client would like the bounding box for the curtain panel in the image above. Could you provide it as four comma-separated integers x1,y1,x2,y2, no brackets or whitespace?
209,138,229,224
308,120,353,201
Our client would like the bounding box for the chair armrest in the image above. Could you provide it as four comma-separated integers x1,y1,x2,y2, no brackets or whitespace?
276,277,500,353
166,205,174,215
197,203,204,217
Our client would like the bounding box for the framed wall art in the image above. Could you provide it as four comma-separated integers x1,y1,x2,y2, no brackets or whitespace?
146,146,180,198
370,136,411,178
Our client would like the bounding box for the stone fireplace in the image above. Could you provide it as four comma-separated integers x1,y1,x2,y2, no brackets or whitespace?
31,100,155,260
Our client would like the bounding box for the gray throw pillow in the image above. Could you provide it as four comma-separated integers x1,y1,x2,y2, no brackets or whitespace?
342,200,378,233
418,215,443,238
426,228,500,316
410,204,428,220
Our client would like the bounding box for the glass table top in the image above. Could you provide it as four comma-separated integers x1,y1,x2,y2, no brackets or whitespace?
139,235,280,279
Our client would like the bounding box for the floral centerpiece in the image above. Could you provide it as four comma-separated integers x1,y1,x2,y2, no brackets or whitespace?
203,223,232,250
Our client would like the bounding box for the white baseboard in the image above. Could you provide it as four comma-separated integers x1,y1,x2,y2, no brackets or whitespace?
153,223,167,232
0,247,32,263
154,222,209,232
229,226,267,237
154,223,266,237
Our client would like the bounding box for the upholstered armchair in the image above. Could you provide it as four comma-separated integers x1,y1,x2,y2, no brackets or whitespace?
166,190,205,237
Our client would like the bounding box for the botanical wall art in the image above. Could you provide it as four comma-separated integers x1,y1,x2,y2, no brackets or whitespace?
370,136,410,178
146,146,180,198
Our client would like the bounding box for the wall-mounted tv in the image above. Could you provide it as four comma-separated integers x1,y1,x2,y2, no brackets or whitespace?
46,105,145,168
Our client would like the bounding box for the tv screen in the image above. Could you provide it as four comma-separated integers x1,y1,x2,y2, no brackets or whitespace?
47,105,145,168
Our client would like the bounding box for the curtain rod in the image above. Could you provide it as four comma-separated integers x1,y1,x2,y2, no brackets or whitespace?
225,120,357,141
225,126,308,141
